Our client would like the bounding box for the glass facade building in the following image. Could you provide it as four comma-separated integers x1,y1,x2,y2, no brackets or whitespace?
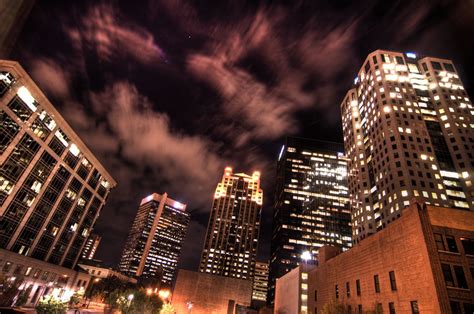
0,60,116,269
119,193,190,286
268,137,351,305
199,167,263,280
341,50,474,244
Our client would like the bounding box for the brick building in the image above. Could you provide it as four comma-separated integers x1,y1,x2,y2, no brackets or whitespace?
275,200,474,313
172,269,253,314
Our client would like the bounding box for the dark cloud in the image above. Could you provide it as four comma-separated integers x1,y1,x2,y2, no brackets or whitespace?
14,0,474,269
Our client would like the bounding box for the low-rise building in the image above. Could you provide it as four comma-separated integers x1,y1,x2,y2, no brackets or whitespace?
0,249,91,307
77,259,136,284
274,200,474,313
274,264,315,314
172,269,253,314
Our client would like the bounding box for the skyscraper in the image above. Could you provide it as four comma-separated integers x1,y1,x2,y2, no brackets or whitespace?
0,1,35,58
0,60,116,268
119,193,189,285
199,167,263,280
252,261,269,305
341,50,474,244
81,233,101,260
267,137,351,304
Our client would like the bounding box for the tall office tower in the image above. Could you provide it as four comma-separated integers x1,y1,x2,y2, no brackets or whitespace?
252,261,269,304
0,60,116,268
119,193,190,285
0,1,36,58
341,50,474,244
81,233,101,260
199,167,263,280
267,137,351,305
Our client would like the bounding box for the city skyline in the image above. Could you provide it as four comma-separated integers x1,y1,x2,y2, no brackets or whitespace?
4,0,474,272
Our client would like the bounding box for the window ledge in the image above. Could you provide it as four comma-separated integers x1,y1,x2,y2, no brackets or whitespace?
437,250,461,255
447,286,470,291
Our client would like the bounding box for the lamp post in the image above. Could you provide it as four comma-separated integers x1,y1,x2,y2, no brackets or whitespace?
301,250,312,264
125,293,134,314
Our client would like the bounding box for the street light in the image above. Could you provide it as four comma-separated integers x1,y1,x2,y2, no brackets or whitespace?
158,289,171,302
301,250,312,263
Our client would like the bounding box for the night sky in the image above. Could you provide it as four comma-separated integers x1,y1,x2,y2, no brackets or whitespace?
10,0,474,270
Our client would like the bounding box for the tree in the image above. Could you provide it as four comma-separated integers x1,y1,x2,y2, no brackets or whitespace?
160,303,175,314
321,299,349,314
0,274,24,307
35,296,68,314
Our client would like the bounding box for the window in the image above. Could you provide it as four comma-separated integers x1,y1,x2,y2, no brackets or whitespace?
356,279,361,296
346,282,350,297
358,305,362,314
453,266,468,289
376,303,383,312
461,238,474,255
374,275,380,293
2,262,12,272
441,264,454,286
410,301,419,314
445,236,458,253
335,284,339,299
431,61,442,70
443,63,455,72
314,290,317,301
395,56,404,65
389,271,397,291
434,233,445,251
450,301,461,314
389,302,395,314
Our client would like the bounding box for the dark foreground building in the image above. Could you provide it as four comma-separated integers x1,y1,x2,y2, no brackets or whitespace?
275,199,474,314
268,137,351,304
1,60,116,268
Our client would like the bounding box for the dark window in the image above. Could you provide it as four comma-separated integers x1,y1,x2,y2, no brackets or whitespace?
395,56,404,65
376,303,383,313
314,290,317,301
358,305,362,314
374,275,380,293
453,266,468,289
461,238,474,255
8,96,34,121
450,301,461,314
0,111,21,154
389,302,395,314
443,63,455,72
410,301,419,314
441,264,454,286
463,303,474,314
445,236,458,253
356,279,361,296
346,282,350,297
335,284,339,298
432,61,442,70
389,271,397,291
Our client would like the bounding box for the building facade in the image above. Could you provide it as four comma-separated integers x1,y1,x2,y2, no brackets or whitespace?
252,261,269,305
1,248,91,307
172,269,253,314
0,1,35,58
273,200,474,314
119,193,189,285
81,233,101,260
268,137,351,304
0,60,116,269
274,263,315,314
341,50,474,243
78,259,137,284
199,167,263,281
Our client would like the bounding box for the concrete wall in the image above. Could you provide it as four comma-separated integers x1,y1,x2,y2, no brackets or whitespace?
274,266,300,314
172,270,253,314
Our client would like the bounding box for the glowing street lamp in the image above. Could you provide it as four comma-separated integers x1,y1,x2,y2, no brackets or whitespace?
301,250,312,263
186,301,193,313
158,289,171,302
